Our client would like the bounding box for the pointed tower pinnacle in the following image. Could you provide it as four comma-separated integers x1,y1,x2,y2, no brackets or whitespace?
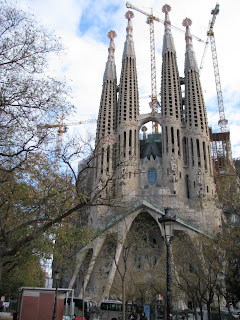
116,11,140,196
182,18,198,72
103,30,117,81
182,18,215,200
107,30,116,60
96,30,117,145
123,11,135,59
160,4,183,196
162,4,176,54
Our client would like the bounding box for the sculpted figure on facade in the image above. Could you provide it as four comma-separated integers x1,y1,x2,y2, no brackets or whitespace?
100,261,112,278
170,156,178,182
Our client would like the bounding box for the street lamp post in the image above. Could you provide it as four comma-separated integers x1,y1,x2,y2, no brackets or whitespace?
52,269,60,320
158,209,176,320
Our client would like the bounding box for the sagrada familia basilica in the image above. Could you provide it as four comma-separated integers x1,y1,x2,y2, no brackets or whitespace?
66,4,223,306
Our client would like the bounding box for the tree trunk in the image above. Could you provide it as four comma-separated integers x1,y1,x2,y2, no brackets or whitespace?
199,304,204,320
193,300,198,320
0,255,3,282
207,302,211,320
122,278,126,320
82,281,85,320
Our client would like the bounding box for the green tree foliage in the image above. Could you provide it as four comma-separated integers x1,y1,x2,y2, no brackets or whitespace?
52,221,94,279
172,234,225,320
218,223,240,307
0,152,76,272
1,255,45,299
214,158,240,306
214,158,240,217
0,0,98,287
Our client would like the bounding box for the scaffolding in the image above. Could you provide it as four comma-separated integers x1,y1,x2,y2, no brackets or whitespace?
210,129,232,176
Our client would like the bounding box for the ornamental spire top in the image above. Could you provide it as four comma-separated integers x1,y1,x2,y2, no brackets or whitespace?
162,4,176,54
125,11,134,40
162,4,171,32
107,30,117,61
103,30,117,81
123,11,135,59
182,18,193,47
182,18,198,72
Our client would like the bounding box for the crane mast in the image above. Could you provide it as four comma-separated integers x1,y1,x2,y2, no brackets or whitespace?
207,3,228,132
148,12,160,133
126,2,204,134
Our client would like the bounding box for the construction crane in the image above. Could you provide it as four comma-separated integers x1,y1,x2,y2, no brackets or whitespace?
37,118,97,166
199,3,228,132
126,2,160,133
126,2,204,134
37,118,96,132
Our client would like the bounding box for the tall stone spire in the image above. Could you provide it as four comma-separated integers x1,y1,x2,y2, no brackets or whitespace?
182,18,209,136
162,4,176,55
116,11,140,197
122,11,135,59
96,30,117,144
183,18,198,72
160,4,183,196
117,10,139,127
95,31,117,183
182,19,215,200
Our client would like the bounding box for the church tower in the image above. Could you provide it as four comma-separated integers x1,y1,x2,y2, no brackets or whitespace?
115,11,140,198
182,18,215,200
160,5,184,196
94,31,117,191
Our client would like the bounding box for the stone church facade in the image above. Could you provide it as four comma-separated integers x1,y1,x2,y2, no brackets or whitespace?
68,5,223,306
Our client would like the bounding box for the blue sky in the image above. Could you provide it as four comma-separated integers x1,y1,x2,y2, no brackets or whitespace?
16,0,240,158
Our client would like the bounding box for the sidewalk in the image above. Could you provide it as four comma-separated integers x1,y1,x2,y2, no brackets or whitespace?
0,312,13,320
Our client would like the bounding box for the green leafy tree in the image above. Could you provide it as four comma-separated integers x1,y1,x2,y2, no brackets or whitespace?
218,223,240,307
172,234,225,320
0,1,114,287
1,255,46,299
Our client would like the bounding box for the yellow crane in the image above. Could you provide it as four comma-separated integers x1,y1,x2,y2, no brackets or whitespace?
199,3,228,132
37,118,97,166
126,2,204,134
126,2,160,134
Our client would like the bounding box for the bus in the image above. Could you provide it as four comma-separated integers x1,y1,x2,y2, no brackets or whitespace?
100,300,138,320
65,297,96,320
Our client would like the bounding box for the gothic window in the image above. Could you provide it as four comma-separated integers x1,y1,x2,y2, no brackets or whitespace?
165,126,168,153
123,131,126,157
191,138,194,167
203,141,207,170
177,129,180,157
196,139,201,167
148,168,157,186
129,129,132,155
185,174,190,199
171,127,175,153
182,137,189,166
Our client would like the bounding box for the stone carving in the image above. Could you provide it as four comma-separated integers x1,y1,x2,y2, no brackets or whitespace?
100,261,112,278
170,156,178,181
171,156,177,173
198,170,203,185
